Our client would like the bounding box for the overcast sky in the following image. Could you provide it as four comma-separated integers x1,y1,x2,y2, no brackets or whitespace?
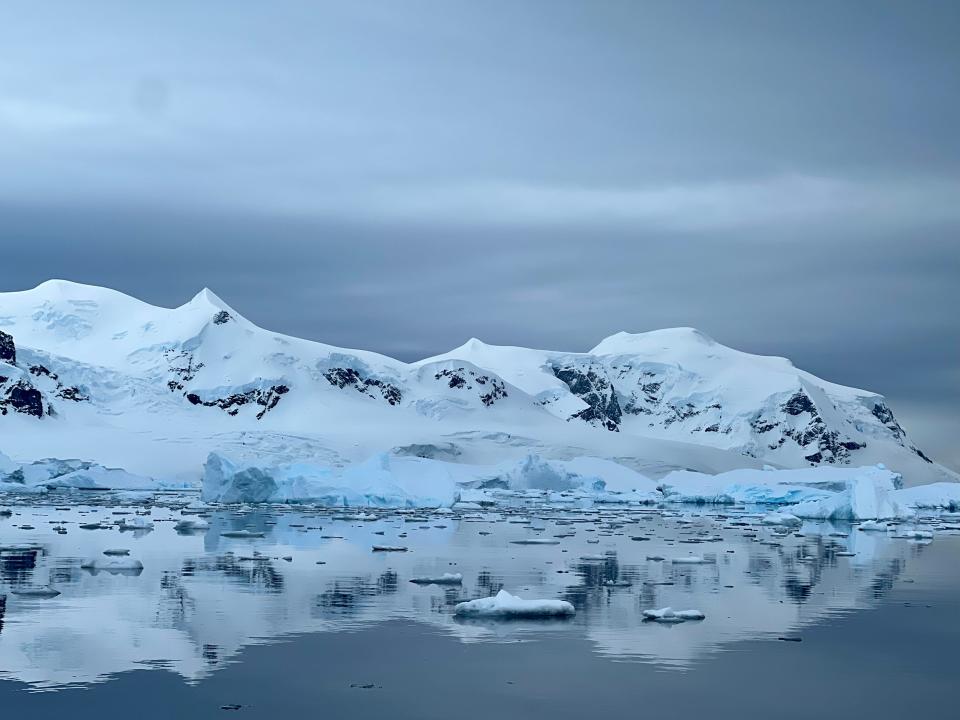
1,1,957,469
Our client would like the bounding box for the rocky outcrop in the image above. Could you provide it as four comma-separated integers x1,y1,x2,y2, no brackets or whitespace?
0,333,86,416
186,384,290,420
165,349,204,392
432,367,508,407
324,367,402,405
0,330,15,364
552,365,621,431
0,381,45,417
871,401,905,440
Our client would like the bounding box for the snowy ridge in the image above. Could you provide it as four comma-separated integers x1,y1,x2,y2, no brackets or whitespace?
0,280,956,490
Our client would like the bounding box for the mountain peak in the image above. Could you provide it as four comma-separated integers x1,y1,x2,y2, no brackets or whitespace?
591,327,716,355
183,287,241,319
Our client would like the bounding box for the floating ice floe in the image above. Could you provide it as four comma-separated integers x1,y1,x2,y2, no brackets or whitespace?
671,556,712,564
409,573,463,585
761,512,802,527
81,557,144,574
511,538,560,545
174,518,210,532
118,516,153,531
220,530,265,539
891,528,934,540
857,520,891,532
642,607,705,623
10,585,60,598
453,589,575,619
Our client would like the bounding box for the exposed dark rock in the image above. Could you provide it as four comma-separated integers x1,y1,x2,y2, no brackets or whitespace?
165,350,204,388
553,365,621,431
3,382,44,417
212,311,233,325
871,401,905,440
751,417,779,434
29,364,58,381
479,382,508,407
392,443,462,460
783,391,817,416
323,367,402,405
0,331,15,364
186,384,290,419
912,446,933,463
432,367,508,406
56,386,88,402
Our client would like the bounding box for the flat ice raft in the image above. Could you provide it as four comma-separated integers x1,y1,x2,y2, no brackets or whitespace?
80,557,144,573
454,590,576,619
642,607,705,623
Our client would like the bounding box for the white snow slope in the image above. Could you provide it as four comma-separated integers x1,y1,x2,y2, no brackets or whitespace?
0,280,955,489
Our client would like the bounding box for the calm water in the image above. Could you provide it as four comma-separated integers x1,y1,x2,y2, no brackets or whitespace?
1,493,958,718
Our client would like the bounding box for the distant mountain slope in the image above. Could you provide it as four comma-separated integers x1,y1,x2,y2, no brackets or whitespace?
0,280,954,486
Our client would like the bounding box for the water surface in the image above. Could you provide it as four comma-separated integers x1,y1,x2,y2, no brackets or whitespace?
1,494,957,717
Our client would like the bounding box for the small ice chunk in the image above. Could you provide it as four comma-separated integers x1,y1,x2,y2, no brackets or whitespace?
671,556,712,564
893,528,934,540
642,607,705,623
174,518,210,532
409,573,463,585
81,557,144,573
103,549,130,556
221,530,266,539
761,513,801,527
857,520,890,532
372,545,408,552
119,517,154,531
454,589,575,618
11,586,61,598
510,538,560,545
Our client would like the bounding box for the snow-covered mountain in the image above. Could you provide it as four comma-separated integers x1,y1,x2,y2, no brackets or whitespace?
0,280,953,486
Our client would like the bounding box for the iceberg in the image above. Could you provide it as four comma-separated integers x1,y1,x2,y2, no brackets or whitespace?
409,573,463,585
10,585,61,598
1,455,188,492
202,452,461,508
761,512,802,527
642,607,705,623
453,590,575,619
81,557,144,574
789,467,904,520
892,483,960,511
174,518,210,532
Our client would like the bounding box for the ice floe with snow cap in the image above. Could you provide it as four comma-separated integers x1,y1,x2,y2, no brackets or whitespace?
454,590,575,619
